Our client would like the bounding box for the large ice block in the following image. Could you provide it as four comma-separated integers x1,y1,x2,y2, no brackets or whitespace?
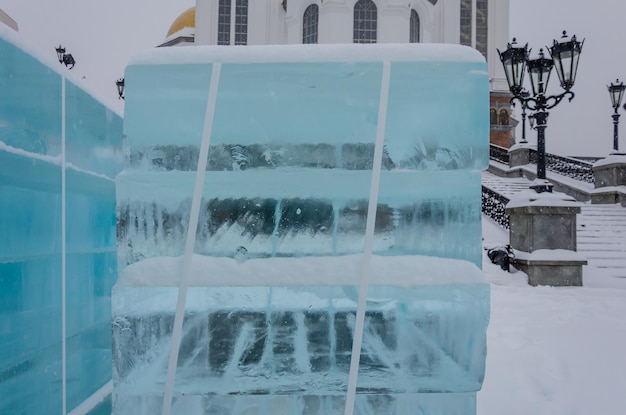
114,43,490,414
113,255,488,414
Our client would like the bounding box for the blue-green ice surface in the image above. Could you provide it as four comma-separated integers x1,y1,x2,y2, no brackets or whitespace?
115,43,490,415
0,30,122,414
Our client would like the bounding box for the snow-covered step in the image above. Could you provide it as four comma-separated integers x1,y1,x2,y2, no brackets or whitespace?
481,171,532,199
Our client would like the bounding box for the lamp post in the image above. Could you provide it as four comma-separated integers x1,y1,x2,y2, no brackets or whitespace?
498,31,584,193
519,90,530,144
608,79,626,154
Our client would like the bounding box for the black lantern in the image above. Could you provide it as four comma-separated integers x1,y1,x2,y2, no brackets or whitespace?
608,79,625,110
116,78,125,100
526,49,553,96
55,45,65,64
497,38,529,96
608,79,626,153
55,45,76,69
498,31,584,193
62,54,75,70
549,31,584,92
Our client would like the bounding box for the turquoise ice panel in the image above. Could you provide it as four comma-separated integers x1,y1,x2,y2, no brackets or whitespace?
0,153,63,415
0,36,62,157
0,30,122,414
123,59,488,172
65,81,124,177
65,170,117,412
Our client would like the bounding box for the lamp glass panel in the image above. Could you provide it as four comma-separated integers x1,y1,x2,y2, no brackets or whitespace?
570,50,580,86
513,59,525,90
556,50,573,85
503,61,514,90
610,84,625,109
528,67,539,95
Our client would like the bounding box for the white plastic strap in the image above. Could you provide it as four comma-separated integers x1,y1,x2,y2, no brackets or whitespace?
161,63,222,415
344,61,391,415
61,76,67,415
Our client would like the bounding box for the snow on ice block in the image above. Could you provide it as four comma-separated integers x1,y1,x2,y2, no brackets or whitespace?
114,43,489,414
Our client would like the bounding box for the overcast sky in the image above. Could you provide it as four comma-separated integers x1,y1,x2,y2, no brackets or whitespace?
2,0,625,157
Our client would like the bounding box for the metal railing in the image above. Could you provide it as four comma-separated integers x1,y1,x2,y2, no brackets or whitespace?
489,144,510,165
488,144,595,184
528,149,595,184
482,186,510,229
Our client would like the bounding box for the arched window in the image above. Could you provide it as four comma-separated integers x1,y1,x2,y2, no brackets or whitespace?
218,0,248,45
476,0,488,58
460,0,471,47
353,0,377,44
490,108,497,125
459,0,488,58
499,109,509,126
410,9,420,43
303,4,319,44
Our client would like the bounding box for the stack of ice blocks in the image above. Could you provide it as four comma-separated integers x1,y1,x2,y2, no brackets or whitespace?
113,44,490,414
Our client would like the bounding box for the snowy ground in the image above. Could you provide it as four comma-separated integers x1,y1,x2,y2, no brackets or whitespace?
478,218,626,415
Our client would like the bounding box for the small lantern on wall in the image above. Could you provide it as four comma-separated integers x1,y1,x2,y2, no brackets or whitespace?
116,78,125,100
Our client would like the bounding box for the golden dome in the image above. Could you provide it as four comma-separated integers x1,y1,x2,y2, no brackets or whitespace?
166,7,195,37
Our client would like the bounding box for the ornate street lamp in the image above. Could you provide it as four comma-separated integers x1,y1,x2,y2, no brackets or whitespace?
54,45,76,69
498,31,584,193
116,78,125,100
608,79,626,154
498,38,528,96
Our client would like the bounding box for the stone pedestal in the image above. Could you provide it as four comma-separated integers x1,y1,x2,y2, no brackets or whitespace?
506,190,587,286
591,154,626,205
508,143,533,168
513,253,586,287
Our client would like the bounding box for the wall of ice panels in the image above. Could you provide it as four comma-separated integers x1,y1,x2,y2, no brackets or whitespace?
0,29,123,414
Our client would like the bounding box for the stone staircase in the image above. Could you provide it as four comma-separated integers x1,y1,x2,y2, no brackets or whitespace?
482,171,626,279
577,204,626,279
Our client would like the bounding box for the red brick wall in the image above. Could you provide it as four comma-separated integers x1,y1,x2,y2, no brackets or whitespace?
490,92,514,148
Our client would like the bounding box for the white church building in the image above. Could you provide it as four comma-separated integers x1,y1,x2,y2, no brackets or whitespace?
161,0,513,146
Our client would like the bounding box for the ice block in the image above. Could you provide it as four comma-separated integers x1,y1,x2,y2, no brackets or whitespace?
113,43,490,414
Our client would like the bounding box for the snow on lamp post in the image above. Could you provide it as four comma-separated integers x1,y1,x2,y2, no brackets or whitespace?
498,31,584,193
608,79,626,154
